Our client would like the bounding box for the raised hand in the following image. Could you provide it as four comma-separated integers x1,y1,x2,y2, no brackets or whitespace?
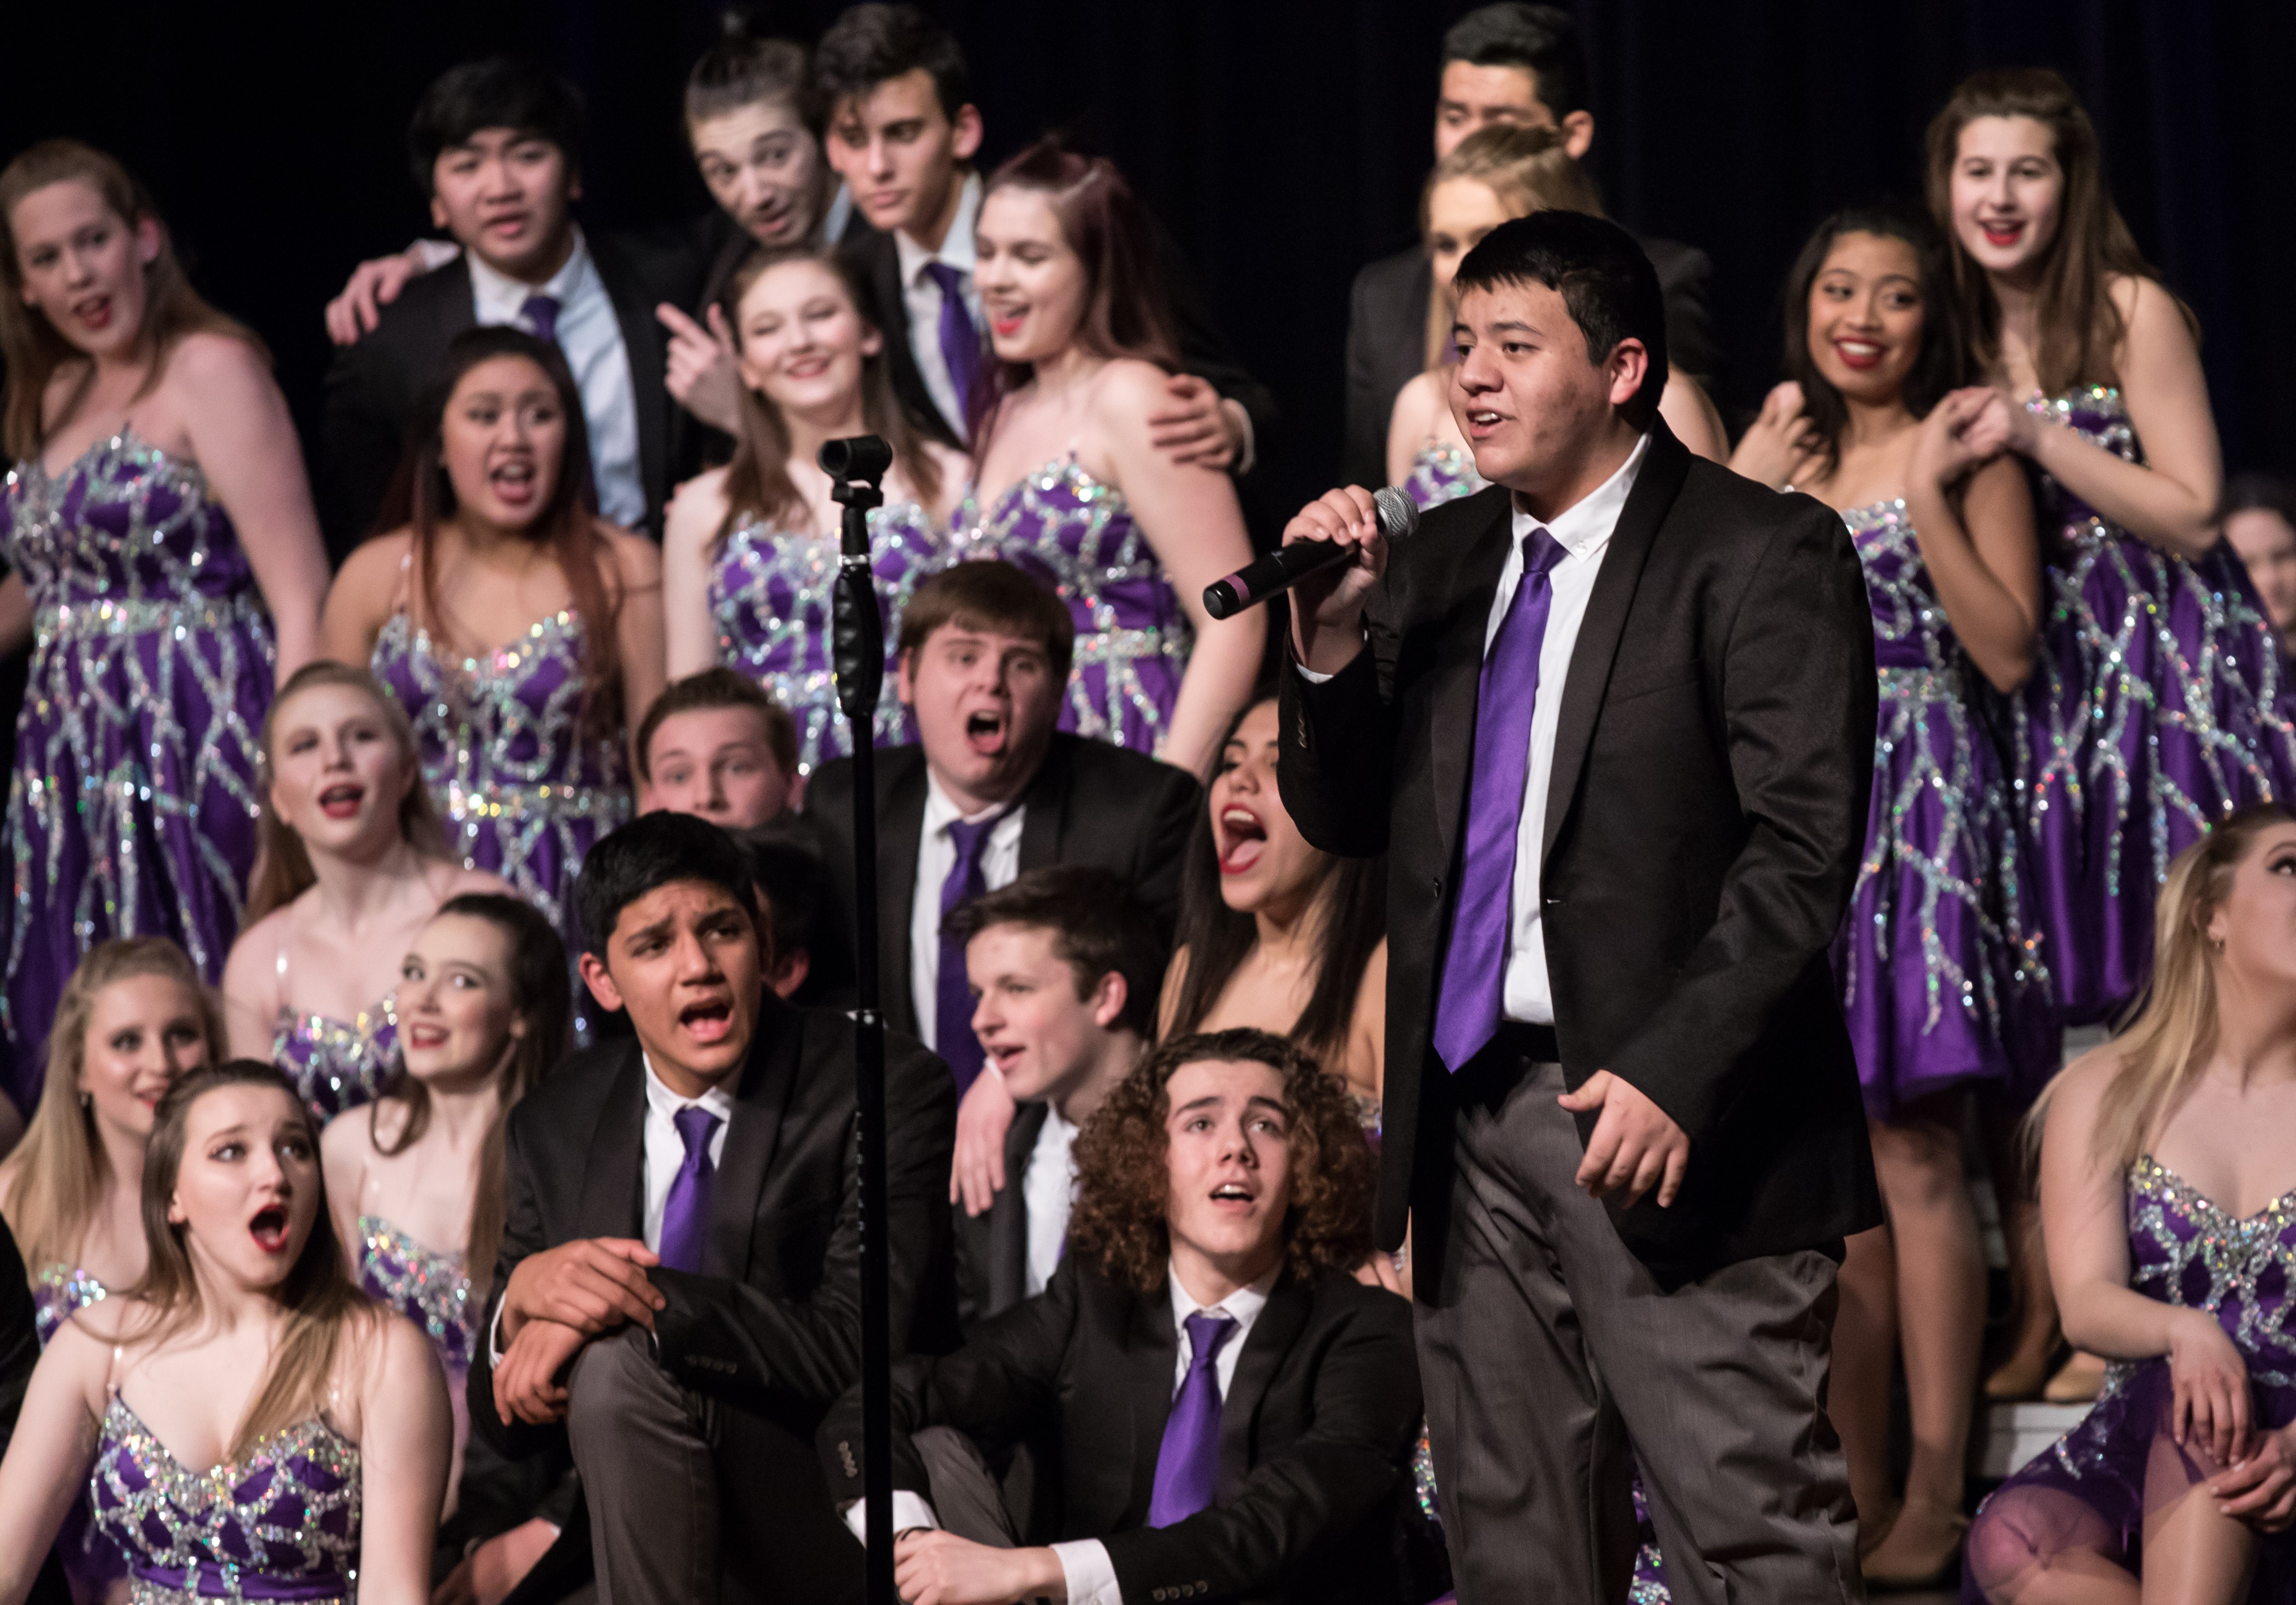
659,302,745,435
1910,386,1999,489
1727,381,1822,490
1955,386,2040,462
1146,373,1244,473
324,247,433,345
1283,485,1389,674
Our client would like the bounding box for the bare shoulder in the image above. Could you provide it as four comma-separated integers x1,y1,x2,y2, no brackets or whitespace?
1395,369,1443,415
221,903,294,995
2111,274,2193,353
2042,1044,2125,1135
1089,358,1179,425
162,329,271,392
663,468,731,550
336,529,414,590
600,522,663,589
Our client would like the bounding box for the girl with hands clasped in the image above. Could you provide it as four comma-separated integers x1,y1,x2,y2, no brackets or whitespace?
1732,206,2055,1590
1964,807,2296,1604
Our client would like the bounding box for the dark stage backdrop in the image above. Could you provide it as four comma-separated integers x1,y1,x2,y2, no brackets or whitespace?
0,0,2286,539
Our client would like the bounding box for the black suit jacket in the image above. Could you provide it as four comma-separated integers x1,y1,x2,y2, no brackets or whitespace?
1279,423,1881,1283
802,734,1201,1040
317,234,701,561
469,992,958,1598
838,208,1279,460
1341,231,1719,490
953,1099,1052,1329
819,1258,1421,1605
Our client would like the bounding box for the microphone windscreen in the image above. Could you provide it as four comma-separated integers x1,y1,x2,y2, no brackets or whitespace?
1372,484,1420,542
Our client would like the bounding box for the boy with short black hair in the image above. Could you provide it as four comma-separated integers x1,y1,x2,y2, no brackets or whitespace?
637,667,801,830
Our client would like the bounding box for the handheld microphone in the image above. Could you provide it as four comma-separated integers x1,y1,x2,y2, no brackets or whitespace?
1202,486,1419,620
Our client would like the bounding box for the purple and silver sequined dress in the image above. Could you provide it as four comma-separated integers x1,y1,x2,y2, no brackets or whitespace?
370,608,631,1037
1401,438,1484,512
33,1265,127,1599
89,1395,360,1604
1835,500,2056,1116
360,1215,474,1477
273,1003,396,1126
709,504,947,776
0,431,272,1102
1963,1157,2296,1601
2016,388,2296,1023
953,459,1189,756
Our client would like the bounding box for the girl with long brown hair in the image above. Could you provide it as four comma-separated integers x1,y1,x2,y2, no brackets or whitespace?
0,139,332,1109
1926,69,2296,1039
1963,806,2296,1602
319,893,567,1595
220,662,507,1123
953,141,1261,778
0,1060,448,1604
661,243,965,777
320,326,665,1039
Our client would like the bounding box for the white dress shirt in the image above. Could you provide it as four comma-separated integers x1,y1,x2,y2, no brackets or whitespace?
847,1261,1280,1605
487,1053,735,1364
468,229,648,530
1021,1107,1080,1299
909,771,1026,1049
893,171,984,439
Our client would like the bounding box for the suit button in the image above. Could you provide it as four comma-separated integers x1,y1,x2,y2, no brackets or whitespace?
1153,1590,1168,1601
1431,876,1442,896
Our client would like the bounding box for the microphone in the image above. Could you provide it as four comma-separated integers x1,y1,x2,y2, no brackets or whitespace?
1202,485,1419,620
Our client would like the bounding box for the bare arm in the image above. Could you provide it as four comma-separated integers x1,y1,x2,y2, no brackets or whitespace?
316,532,408,668
660,474,727,681
351,1315,452,1605
1903,393,2042,693
608,529,668,779
175,337,331,680
0,1326,105,1605
1093,362,1264,776
319,1111,371,1280
1658,372,1729,464
1348,940,1389,1104
1385,373,1443,490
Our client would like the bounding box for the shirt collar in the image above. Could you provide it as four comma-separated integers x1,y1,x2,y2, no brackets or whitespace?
923,767,1022,835
1510,428,1651,561
1167,1260,1281,1333
468,226,592,323
639,1050,738,1123
895,169,982,286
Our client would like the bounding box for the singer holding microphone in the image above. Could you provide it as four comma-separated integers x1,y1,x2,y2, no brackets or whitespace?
1270,211,1882,1604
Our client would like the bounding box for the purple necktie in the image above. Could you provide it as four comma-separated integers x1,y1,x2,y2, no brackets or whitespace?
657,1104,721,1274
935,811,1007,1093
1431,526,1570,1072
520,292,562,344
921,261,982,430
1147,1311,1238,1527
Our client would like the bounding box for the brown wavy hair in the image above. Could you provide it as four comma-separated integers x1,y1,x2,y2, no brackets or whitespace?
0,139,265,461
1068,1027,1374,1296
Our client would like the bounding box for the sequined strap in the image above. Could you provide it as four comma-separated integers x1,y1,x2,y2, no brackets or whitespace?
441,780,635,826
35,592,267,643
1069,626,1190,666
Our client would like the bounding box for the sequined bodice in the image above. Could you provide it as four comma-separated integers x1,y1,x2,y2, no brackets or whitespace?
2026,386,2142,548
88,1397,360,1603
273,1006,397,1125
2122,1158,2296,1393
1844,499,1965,675
369,609,630,823
954,458,1188,649
709,504,944,774
3,430,263,617
1402,439,1484,512
31,1262,107,1347
358,1214,473,1377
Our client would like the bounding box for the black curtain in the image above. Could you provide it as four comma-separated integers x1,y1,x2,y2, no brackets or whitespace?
0,0,2285,534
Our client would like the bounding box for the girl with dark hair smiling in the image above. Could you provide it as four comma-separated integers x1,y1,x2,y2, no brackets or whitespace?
1734,203,2053,1588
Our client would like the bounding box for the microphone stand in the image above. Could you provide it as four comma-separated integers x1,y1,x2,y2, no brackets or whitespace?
824,435,894,1605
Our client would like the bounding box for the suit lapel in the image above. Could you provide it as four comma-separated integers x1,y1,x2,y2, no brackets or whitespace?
880,754,929,1037
1428,494,1520,868
1126,1284,1180,1520
1216,1277,1311,1496
1540,425,1691,868
989,1102,1051,1313
575,1043,649,1241
1014,736,1073,874
708,992,803,1279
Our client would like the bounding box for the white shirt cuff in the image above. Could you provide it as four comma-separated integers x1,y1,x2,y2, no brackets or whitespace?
1222,398,1257,478
1294,660,1335,686
840,1490,940,1545
486,1297,508,1367
1053,1539,1122,1605
410,237,463,272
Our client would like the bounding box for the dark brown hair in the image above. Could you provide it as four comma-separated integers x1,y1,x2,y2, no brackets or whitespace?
131,1061,368,1457
1068,1028,1374,1296
634,667,798,785
944,865,1163,1040
685,16,819,133
1923,68,2192,394
246,661,451,925
0,139,265,461
972,142,1180,450
714,243,941,544
377,325,624,738
368,893,567,1298
896,560,1075,681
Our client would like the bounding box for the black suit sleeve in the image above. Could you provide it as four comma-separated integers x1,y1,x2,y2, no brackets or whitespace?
1276,612,1404,862
1653,240,1720,389
467,1105,562,1460
647,1036,955,1412
1102,1288,1420,1601
316,332,410,567
1605,501,1875,1141
0,1217,39,1451
1343,261,1395,492
1129,760,1205,948
818,1257,1079,1503
1144,212,1280,464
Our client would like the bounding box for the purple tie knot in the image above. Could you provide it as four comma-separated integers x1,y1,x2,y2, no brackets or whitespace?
520,293,563,344
658,1104,722,1274
673,1104,720,1159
